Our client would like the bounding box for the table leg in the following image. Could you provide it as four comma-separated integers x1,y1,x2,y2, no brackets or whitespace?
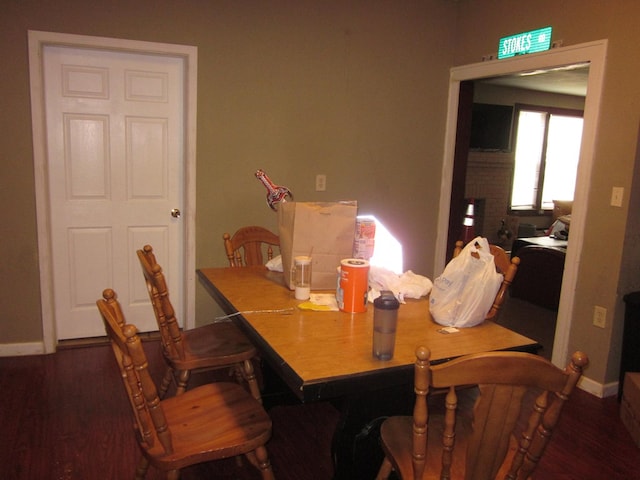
330,386,414,480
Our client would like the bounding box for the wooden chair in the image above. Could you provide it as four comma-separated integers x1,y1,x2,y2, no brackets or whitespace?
376,346,588,480
96,289,275,480
224,226,280,267
137,245,261,401
453,239,520,320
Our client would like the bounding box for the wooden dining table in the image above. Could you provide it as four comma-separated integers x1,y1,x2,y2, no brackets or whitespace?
197,266,539,478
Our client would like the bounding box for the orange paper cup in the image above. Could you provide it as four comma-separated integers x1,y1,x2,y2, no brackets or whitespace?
338,259,370,313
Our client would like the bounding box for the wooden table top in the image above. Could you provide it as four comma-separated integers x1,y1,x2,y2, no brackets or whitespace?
197,266,539,402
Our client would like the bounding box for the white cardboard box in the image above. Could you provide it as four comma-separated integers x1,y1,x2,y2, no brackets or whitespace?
621,372,640,447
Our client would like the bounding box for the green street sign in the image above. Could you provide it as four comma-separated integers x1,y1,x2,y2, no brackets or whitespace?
498,26,553,59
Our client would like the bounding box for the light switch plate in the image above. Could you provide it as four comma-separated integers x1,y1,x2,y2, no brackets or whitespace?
611,187,624,207
593,305,607,328
315,174,326,192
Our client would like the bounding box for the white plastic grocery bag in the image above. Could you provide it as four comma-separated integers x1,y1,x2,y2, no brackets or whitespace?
430,237,503,328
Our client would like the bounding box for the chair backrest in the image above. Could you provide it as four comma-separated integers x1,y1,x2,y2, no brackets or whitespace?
223,226,280,267
410,346,588,480
97,288,174,455
137,245,185,361
453,239,520,320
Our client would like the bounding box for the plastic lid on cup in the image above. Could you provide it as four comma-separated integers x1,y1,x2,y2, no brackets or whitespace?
341,258,370,268
374,290,400,310
294,256,312,265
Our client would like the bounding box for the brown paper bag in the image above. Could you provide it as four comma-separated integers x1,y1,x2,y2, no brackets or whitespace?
278,201,357,290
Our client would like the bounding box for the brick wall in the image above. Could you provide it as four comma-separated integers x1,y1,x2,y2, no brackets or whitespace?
465,151,517,249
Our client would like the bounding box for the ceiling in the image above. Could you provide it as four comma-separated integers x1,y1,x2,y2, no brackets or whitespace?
477,62,590,97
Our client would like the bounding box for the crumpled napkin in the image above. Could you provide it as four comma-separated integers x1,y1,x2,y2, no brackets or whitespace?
367,266,433,303
265,254,284,272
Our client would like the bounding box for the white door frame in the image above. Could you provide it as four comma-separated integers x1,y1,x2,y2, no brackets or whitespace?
28,30,198,353
435,40,607,370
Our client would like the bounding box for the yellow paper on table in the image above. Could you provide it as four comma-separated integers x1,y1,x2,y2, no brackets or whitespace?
298,293,339,311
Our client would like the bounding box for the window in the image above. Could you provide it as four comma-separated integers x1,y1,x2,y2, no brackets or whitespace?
510,104,583,212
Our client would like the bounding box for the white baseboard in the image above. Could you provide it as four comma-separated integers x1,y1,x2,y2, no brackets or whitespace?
579,375,619,398
0,342,46,357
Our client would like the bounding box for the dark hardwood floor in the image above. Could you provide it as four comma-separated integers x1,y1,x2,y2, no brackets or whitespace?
1,338,639,479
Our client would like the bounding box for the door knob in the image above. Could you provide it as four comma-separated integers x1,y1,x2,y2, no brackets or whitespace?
171,208,181,218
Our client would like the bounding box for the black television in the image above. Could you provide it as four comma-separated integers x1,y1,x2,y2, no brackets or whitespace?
469,103,514,151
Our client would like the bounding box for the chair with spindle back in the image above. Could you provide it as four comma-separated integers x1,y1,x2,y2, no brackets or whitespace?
97,289,275,480
376,345,588,480
137,245,261,401
223,226,280,267
453,239,520,320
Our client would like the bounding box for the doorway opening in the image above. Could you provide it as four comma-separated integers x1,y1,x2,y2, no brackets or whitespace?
435,40,608,368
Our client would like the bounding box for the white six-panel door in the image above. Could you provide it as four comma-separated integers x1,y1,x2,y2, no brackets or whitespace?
43,45,185,339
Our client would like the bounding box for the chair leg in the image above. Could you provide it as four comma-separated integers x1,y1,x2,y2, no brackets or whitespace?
135,456,150,480
246,446,275,480
242,359,262,403
175,369,191,396
166,470,180,480
375,457,393,480
158,367,174,399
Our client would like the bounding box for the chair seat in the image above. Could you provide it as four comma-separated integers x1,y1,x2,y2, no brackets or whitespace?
379,417,416,478
168,322,258,370
145,382,272,471
137,245,262,400
381,414,474,480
